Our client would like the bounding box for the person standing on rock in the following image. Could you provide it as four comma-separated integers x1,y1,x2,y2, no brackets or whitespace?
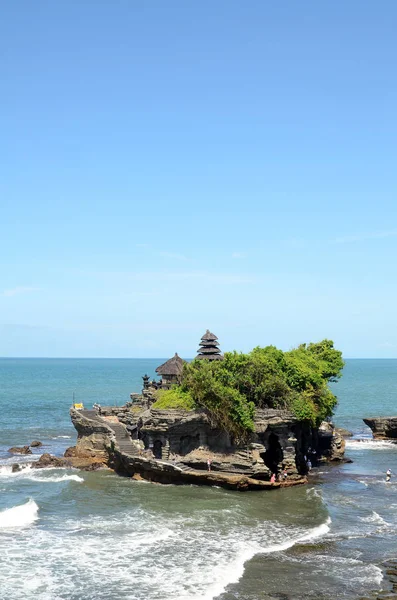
207,458,212,472
386,469,392,482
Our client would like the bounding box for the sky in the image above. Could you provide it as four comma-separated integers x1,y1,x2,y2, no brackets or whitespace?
1,1,397,358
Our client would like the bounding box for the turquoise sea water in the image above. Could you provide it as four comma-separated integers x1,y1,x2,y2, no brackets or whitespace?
1,358,397,600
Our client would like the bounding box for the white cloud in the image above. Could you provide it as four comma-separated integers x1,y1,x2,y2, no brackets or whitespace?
1,286,41,297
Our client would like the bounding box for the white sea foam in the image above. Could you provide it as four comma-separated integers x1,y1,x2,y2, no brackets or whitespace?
359,511,388,526
346,439,397,450
31,472,84,483
306,486,322,499
0,464,33,477
0,501,332,600
0,499,38,529
0,464,83,483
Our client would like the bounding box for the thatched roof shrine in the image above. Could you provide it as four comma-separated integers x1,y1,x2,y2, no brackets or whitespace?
196,330,223,361
156,353,186,376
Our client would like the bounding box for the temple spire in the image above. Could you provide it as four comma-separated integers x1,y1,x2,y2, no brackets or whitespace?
196,330,223,361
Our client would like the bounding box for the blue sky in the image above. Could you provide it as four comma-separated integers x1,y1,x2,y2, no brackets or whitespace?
1,1,397,358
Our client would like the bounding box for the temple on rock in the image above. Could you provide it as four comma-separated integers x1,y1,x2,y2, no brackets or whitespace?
155,353,186,389
196,330,223,361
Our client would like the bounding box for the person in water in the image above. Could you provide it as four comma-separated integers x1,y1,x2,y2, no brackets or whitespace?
386,468,392,482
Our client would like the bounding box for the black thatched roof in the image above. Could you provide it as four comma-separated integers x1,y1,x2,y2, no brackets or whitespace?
156,353,186,376
196,329,224,361
196,346,222,354
196,354,223,360
200,329,218,341
199,339,220,348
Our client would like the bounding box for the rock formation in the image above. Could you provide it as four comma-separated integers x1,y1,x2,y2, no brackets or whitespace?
69,401,346,490
317,421,346,461
8,445,32,455
363,417,397,440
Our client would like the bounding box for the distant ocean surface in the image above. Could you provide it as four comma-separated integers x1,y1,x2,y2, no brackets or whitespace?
1,358,397,600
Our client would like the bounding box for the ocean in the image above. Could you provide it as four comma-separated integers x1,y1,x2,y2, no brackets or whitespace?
1,358,397,600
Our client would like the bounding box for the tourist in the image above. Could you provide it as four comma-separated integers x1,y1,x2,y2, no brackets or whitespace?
386,469,392,482
307,459,312,472
283,470,288,480
270,473,276,483
311,448,317,465
207,458,212,471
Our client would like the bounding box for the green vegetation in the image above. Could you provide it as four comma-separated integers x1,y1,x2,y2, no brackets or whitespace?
152,387,196,411
154,339,344,441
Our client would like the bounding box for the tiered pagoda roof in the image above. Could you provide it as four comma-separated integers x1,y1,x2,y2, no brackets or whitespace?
196,330,223,361
156,353,186,376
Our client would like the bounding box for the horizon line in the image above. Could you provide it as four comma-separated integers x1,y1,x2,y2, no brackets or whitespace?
0,356,395,360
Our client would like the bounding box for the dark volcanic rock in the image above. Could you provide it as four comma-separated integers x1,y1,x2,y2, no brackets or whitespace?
69,406,343,490
11,463,22,472
363,417,397,440
32,453,70,469
30,440,42,447
8,445,32,455
335,427,353,437
80,462,104,471
318,422,346,461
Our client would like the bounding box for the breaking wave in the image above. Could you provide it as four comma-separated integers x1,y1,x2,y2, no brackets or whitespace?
0,465,83,483
0,497,331,600
0,499,38,529
359,511,388,526
346,439,397,450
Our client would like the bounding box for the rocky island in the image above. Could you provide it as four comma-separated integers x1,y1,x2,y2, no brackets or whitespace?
68,332,346,490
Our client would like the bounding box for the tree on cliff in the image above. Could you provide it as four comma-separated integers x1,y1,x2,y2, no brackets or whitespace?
152,339,344,441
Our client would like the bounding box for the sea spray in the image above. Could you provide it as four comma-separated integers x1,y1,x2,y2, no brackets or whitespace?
0,465,83,483
0,499,39,528
346,439,397,451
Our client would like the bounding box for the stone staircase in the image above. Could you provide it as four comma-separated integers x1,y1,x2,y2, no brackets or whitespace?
78,410,138,457
108,422,139,456
173,461,196,472
161,441,170,461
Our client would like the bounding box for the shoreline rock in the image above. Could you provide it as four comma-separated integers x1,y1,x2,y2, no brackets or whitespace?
363,417,397,440
335,427,353,438
8,445,32,455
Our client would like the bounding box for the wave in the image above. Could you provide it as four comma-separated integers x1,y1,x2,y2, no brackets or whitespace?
201,517,332,600
346,439,397,450
0,464,83,483
0,497,332,600
32,473,84,483
306,487,322,499
0,464,32,477
0,499,39,529
359,511,388,526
